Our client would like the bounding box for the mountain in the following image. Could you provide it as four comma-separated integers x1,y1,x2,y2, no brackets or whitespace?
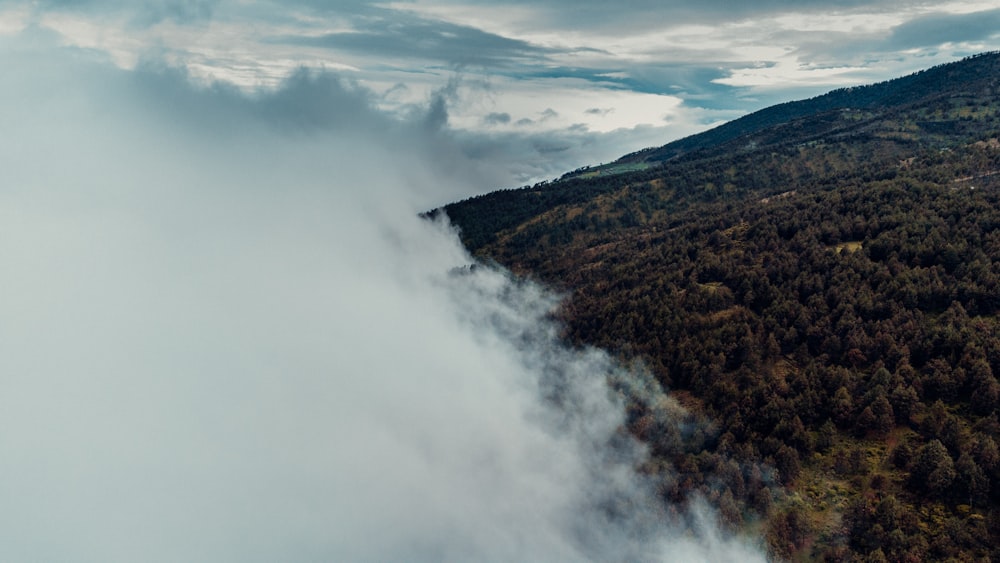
617,52,1000,165
436,52,1000,560
441,52,1000,254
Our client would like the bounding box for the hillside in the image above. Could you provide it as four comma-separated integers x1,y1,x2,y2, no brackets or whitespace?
617,51,1000,165
442,52,1000,254
438,52,1000,560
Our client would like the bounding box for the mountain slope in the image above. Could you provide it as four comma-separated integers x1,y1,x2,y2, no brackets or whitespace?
442,52,1000,254
437,52,1000,560
618,51,1000,165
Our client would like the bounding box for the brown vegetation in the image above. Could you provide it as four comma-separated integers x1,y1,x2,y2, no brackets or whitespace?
441,52,1000,560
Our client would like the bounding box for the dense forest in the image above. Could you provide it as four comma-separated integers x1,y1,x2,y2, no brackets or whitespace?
438,52,1000,560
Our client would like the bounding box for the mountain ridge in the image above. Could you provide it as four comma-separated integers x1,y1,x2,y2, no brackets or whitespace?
617,51,1000,164
439,52,1000,255
438,52,1000,561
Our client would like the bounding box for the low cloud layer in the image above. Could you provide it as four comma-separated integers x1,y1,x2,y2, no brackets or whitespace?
0,36,764,561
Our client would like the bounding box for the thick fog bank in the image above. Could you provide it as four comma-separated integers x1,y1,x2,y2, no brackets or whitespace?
0,36,766,562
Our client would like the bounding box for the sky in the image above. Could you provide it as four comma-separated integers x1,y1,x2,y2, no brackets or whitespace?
3,0,1000,193
1,1,999,562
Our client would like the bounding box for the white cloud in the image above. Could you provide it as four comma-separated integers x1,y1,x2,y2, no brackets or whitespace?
0,34,765,562
445,76,686,133
713,60,869,89
0,5,30,34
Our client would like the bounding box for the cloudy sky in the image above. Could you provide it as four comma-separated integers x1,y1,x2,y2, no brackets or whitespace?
4,0,1000,192
1,2,998,561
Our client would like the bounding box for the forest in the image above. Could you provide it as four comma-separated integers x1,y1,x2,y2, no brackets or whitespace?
440,52,1000,561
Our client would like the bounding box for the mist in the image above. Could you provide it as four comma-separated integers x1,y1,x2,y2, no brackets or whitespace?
0,34,766,562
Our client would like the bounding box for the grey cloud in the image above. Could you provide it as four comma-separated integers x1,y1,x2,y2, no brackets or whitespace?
532,140,572,153
796,8,1000,59
259,70,386,131
483,111,512,124
125,60,512,199
11,0,218,25
130,57,701,192
424,90,450,131
413,0,924,31
0,33,765,562
256,0,920,35
421,75,463,133
448,122,698,187
781,9,1000,94
278,10,554,67
133,0,217,25
19,0,921,31
887,8,1000,50
127,55,699,194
